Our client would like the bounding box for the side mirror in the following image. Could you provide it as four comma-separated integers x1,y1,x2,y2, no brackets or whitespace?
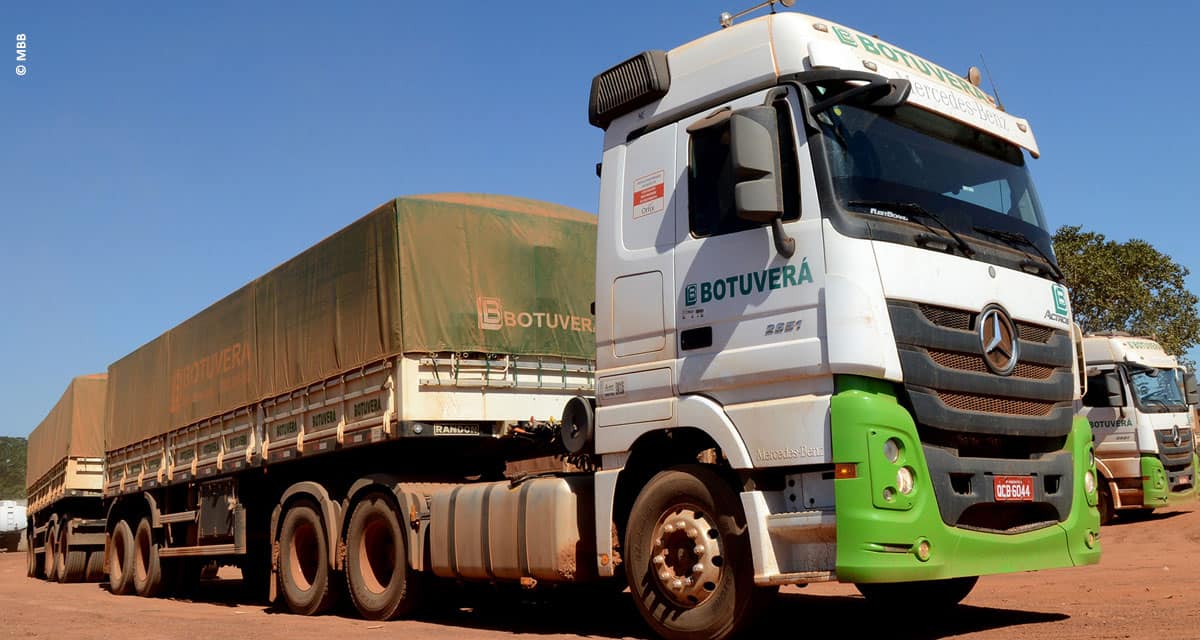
730,106,795,258
1100,371,1125,407
1185,372,1198,405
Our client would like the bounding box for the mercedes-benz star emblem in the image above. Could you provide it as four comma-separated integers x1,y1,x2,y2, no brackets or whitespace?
979,305,1019,375
1173,425,1183,448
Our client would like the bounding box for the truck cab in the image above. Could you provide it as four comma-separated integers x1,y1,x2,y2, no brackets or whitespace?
589,8,1099,637
1080,333,1199,522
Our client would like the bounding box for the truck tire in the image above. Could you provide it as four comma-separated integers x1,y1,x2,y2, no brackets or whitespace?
84,550,106,582
44,523,59,582
26,532,38,578
1098,483,1114,526
624,465,770,640
344,492,422,620
278,500,338,615
856,576,978,608
108,520,136,595
133,517,164,597
59,525,88,583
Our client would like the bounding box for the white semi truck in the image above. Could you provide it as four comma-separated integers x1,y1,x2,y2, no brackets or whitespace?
1079,333,1199,522
96,4,1099,639
1,500,28,552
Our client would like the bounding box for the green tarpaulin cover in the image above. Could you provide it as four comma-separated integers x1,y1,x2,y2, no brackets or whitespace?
105,194,597,451
27,375,107,488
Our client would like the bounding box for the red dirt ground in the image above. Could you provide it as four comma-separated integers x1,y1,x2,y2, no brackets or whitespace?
3,503,1199,639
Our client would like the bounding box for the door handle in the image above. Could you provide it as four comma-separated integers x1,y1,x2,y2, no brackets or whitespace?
681,326,712,351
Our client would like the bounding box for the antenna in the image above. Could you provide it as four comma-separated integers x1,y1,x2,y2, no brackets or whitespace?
720,0,796,28
979,53,1004,112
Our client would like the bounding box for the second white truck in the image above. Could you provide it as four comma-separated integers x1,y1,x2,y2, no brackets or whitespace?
1079,333,1199,522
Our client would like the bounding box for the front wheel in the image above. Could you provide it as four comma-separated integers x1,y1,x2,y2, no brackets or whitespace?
856,576,979,608
624,465,770,640
1098,483,1115,526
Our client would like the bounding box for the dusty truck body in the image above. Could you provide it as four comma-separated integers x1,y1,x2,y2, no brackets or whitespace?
1,500,28,552
102,5,1101,639
25,374,108,581
1079,333,1199,522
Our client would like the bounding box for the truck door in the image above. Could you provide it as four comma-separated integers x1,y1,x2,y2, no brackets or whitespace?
1083,366,1135,454
671,86,829,463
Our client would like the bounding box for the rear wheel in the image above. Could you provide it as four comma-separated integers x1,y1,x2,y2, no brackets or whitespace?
26,531,38,577
84,550,106,582
44,523,59,582
624,465,772,640
856,576,979,608
108,520,136,595
133,517,164,597
278,500,337,616
59,524,87,583
344,492,422,620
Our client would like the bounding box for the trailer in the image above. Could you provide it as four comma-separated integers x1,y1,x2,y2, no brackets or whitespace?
102,193,597,610
25,375,108,581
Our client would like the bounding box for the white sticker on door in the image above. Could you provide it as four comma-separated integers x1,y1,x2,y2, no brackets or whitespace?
632,170,665,218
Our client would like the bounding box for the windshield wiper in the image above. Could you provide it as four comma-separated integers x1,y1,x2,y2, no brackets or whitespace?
973,225,1065,281
848,200,975,259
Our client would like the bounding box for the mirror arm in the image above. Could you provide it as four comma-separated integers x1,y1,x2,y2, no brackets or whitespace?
770,218,795,258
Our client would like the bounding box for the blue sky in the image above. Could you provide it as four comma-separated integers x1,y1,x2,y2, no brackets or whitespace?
1,1,1197,438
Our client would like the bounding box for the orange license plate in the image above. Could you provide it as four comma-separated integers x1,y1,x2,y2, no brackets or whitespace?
993,475,1034,502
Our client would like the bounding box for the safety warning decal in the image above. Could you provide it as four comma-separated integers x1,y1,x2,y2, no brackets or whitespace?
632,170,665,218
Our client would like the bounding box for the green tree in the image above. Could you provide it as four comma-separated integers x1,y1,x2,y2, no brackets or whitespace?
0,437,27,500
1053,225,1200,361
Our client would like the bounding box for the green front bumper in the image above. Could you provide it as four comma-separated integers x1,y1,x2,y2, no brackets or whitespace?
831,377,1101,584
1141,453,1199,506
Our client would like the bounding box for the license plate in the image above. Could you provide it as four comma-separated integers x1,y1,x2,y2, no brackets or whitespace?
993,475,1034,502
433,424,482,436
1178,475,1191,486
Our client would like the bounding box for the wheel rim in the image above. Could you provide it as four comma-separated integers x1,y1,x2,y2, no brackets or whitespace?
135,525,152,583
648,504,724,607
288,519,320,592
357,515,396,595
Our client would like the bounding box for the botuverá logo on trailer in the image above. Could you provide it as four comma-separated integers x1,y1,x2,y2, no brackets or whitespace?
476,296,594,334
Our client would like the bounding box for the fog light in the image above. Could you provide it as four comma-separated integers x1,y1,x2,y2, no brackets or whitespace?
882,487,895,502
883,438,902,464
1086,530,1097,549
897,467,916,495
916,539,931,561
1084,470,1096,495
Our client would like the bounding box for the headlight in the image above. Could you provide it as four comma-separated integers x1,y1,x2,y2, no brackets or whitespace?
883,438,901,464
1084,470,1096,495
1088,448,1095,468
897,467,915,494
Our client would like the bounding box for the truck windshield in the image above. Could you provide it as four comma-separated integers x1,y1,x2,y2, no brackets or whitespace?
1128,366,1188,413
812,93,1056,268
